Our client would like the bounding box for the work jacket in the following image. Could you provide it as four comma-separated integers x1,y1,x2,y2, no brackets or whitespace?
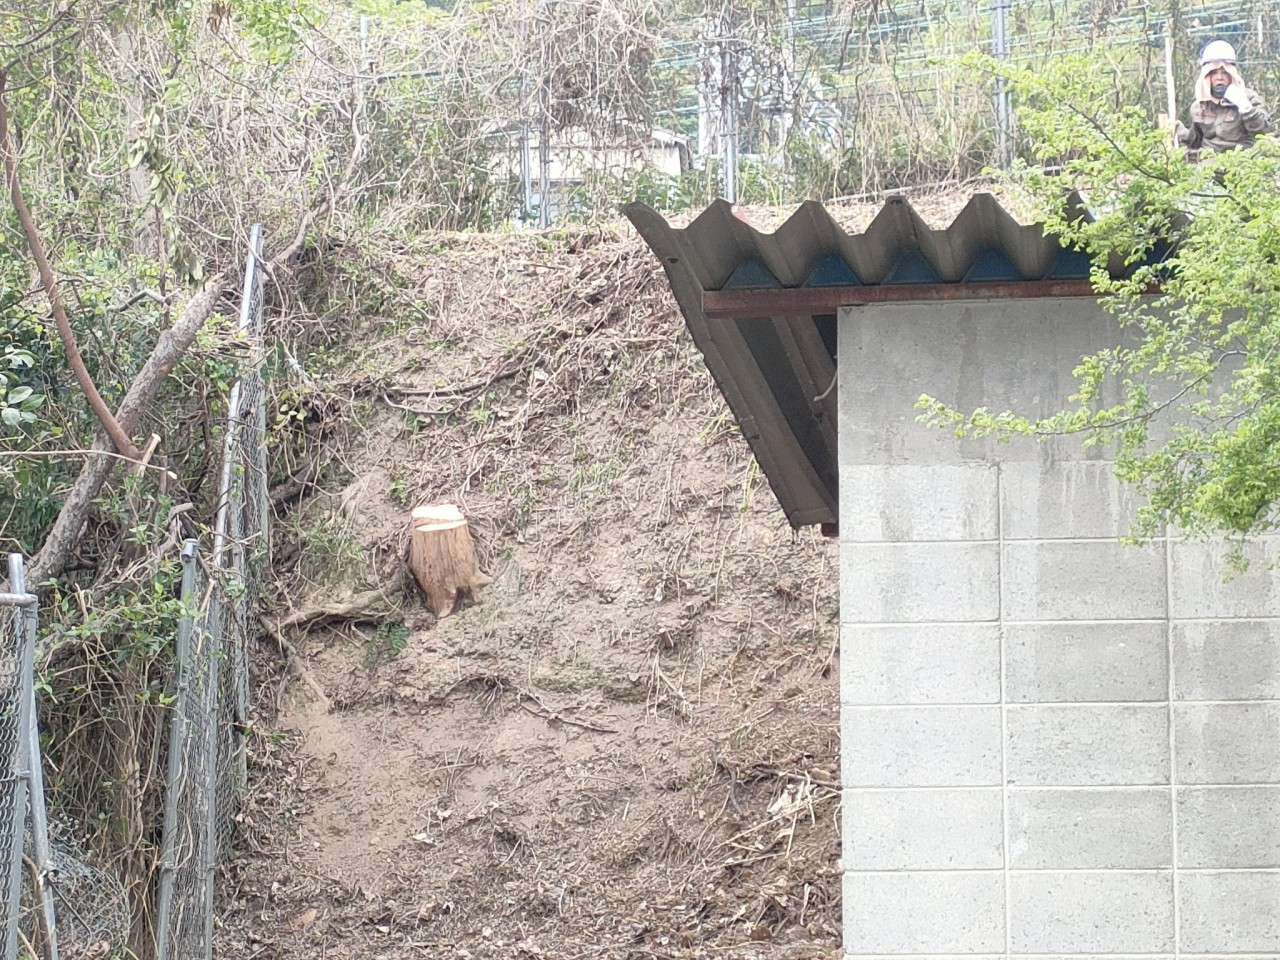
1178,94,1274,154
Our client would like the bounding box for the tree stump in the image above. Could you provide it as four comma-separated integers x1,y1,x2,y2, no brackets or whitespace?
407,504,490,617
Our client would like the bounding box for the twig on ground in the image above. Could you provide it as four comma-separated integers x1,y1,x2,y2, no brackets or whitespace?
515,690,618,734
275,573,405,631
261,616,331,711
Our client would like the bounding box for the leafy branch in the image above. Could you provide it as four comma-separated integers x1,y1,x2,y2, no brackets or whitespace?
918,50,1280,543
0,66,141,461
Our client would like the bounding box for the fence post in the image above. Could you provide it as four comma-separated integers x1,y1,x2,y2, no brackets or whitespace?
155,540,199,960
1164,20,1178,122
199,599,221,960
214,223,263,799
718,11,738,203
9,557,57,960
3,558,31,960
993,0,1012,170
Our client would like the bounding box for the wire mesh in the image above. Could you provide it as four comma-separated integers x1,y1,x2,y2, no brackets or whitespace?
155,544,217,960
1,601,26,960
155,225,269,960
360,0,1280,216
40,838,128,957
1,560,68,960
213,222,268,857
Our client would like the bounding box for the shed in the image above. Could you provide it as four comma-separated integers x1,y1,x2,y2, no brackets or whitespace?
628,194,1280,958
624,193,1105,533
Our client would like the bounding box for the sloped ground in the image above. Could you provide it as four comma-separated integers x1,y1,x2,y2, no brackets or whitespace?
207,198,902,958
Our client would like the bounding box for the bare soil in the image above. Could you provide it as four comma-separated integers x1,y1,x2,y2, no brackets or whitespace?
216,204,853,959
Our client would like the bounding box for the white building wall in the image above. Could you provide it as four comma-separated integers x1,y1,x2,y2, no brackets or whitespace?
838,297,1280,957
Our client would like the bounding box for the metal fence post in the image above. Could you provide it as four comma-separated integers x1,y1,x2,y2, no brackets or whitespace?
10,557,57,960
199,600,221,960
155,540,199,960
718,11,738,203
2,558,32,960
214,223,263,803
993,0,1013,170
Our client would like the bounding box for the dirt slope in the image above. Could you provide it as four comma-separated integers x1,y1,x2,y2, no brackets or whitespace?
216,219,842,959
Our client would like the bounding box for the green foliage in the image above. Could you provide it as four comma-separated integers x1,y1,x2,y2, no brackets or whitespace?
373,620,410,658
232,0,325,62
1,346,43,427
299,516,366,585
919,51,1280,544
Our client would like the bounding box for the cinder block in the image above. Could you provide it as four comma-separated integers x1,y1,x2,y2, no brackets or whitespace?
841,542,1000,623
1170,539,1280,618
844,788,1003,870
842,706,1002,787
843,871,1006,954
1179,871,1280,952
838,298,1126,467
1008,787,1171,869
1002,541,1167,621
1175,703,1280,784
839,463,999,541
1005,621,1168,703
1007,704,1169,786
1173,620,1280,700
841,623,1000,705
1178,786,1280,868
1009,871,1174,953
1000,460,1145,539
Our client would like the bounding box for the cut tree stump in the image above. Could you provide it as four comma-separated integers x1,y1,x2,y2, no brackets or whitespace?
408,504,491,617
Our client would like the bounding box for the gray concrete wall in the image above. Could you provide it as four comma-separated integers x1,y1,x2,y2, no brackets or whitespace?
838,297,1280,957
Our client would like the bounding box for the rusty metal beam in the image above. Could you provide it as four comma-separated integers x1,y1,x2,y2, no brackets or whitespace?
701,279,1104,319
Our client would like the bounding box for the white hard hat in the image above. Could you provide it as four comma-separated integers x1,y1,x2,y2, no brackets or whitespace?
1200,39,1238,65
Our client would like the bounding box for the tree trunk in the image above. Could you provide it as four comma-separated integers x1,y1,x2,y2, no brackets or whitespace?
407,505,490,618
26,279,226,610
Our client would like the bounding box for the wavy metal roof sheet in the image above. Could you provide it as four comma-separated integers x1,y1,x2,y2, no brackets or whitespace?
625,192,1117,532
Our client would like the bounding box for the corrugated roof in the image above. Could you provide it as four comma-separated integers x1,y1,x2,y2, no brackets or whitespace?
624,192,1122,532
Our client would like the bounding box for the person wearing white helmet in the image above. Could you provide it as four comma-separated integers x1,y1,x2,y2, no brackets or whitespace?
1175,39,1273,155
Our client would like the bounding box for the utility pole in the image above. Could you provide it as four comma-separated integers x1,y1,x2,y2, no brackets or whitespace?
516,0,534,225
780,0,797,158
719,9,738,203
993,0,1012,170
538,83,552,227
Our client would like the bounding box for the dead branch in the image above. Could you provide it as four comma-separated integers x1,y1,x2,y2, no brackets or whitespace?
260,616,331,711
268,54,369,270
274,572,405,631
268,461,323,510
0,448,176,474
27,279,226,616
0,68,141,462
515,692,618,734
21,853,53,960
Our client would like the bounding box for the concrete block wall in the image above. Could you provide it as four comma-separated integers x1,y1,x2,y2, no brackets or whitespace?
838,299,1280,958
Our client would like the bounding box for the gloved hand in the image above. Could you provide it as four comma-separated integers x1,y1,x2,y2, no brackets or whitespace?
1223,83,1255,113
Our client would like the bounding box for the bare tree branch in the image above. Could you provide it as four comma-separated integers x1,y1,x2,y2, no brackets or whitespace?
0,66,142,461
27,277,226,605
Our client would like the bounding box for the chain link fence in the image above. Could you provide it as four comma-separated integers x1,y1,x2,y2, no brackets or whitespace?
2,556,59,960
1,229,269,960
155,223,269,960
40,833,128,958
154,542,217,960
1,578,31,959
214,222,269,855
